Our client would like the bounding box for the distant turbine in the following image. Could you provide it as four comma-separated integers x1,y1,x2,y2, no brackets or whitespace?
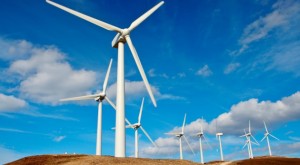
126,97,157,158
195,117,210,164
215,120,224,161
240,120,259,159
46,0,164,157
60,59,132,156
261,121,279,156
166,114,195,160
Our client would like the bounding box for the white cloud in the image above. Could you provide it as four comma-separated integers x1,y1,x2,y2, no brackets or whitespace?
224,63,240,74
5,40,97,104
208,91,300,135
53,135,66,142
0,146,25,164
265,41,300,76
196,65,213,77
0,38,32,61
233,0,300,55
0,94,27,112
142,91,300,156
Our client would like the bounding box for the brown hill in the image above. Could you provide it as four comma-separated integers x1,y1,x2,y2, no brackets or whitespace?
5,155,199,165
5,154,300,165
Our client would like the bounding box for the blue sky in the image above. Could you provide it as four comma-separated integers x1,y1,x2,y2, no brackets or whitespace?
1,0,300,163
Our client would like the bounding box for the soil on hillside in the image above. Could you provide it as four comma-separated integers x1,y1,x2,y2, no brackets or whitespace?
6,154,300,165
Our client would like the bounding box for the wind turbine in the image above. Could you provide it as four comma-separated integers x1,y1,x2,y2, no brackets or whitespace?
126,97,157,158
59,59,131,156
46,0,164,157
240,120,259,159
195,117,210,164
215,120,224,161
166,114,195,160
261,121,279,156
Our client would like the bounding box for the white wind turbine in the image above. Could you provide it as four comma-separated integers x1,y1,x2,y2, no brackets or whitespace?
240,120,259,159
195,117,210,164
215,120,224,161
46,0,164,157
261,121,279,156
126,97,157,158
60,59,132,156
166,114,195,160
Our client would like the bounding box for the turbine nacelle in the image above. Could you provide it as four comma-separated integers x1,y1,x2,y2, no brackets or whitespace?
176,133,184,138
196,132,204,137
131,123,141,129
216,133,223,136
94,92,106,102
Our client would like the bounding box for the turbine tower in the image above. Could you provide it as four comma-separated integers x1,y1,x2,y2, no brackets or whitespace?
240,120,259,159
215,120,224,161
59,59,129,155
126,98,157,158
46,0,164,157
261,121,279,156
166,114,194,160
196,117,210,164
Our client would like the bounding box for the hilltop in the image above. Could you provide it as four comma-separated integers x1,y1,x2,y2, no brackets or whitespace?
6,154,300,165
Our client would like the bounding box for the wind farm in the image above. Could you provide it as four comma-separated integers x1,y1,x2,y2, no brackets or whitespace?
1,0,300,164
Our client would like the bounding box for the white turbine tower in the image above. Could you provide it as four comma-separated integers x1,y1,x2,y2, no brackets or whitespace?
240,120,259,159
196,117,210,164
46,0,164,157
59,59,131,156
166,114,195,160
261,121,279,156
215,120,224,161
126,97,157,158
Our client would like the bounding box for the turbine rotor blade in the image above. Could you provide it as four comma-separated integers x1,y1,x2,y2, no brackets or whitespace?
60,94,100,101
264,121,269,133
251,140,259,145
251,135,260,145
182,113,186,133
105,97,116,110
242,141,248,149
125,35,156,107
138,97,145,124
200,116,203,133
103,59,113,93
46,0,122,32
249,120,251,134
203,135,212,149
105,97,133,127
165,132,179,135
125,125,134,129
261,135,267,142
183,135,195,154
128,1,164,32
269,134,280,141
140,126,157,147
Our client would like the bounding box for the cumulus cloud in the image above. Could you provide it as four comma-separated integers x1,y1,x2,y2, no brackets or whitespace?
0,38,32,61
224,63,240,74
0,94,27,112
232,0,300,55
4,40,97,104
196,65,213,77
142,91,300,156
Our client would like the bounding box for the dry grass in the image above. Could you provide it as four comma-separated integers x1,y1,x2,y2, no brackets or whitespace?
5,154,300,165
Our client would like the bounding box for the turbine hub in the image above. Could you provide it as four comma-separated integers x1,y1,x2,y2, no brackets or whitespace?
121,28,130,36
